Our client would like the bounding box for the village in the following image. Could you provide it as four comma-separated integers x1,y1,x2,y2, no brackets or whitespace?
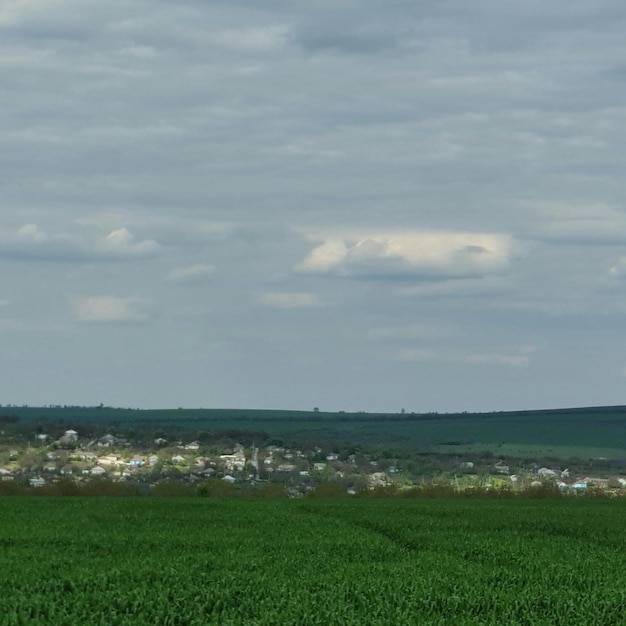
1,425,625,496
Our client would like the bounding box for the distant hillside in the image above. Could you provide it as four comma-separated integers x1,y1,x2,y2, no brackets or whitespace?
3,404,626,459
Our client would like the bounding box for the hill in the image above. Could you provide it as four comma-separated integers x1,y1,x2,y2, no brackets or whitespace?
2,404,626,460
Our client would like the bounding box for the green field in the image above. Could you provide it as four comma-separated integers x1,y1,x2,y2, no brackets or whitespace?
1,497,625,625
6,404,626,458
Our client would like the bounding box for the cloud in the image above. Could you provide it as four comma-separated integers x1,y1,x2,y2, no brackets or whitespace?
214,25,291,52
609,257,626,278
396,344,536,368
295,18,403,55
296,230,520,279
397,277,508,299
368,322,456,342
464,352,531,368
0,224,161,261
72,296,147,322
523,203,626,245
166,264,216,283
259,291,320,308
95,228,161,259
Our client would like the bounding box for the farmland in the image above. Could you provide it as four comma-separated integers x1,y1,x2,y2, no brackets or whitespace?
5,403,626,459
1,497,625,624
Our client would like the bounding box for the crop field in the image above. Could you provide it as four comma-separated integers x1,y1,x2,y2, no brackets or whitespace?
6,404,626,458
0,498,625,625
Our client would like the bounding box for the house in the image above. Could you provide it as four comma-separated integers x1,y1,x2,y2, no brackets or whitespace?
129,455,146,467
538,468,558,478
326,453,339,461
312,463,327,472
368,472,388,488
29,477,46,488
171,455,187,465
584,477,609,489
184,441,200,451
148,455,159,466
97,434,118,448
59,430,78,445
277,464,296,473
98,454,125,467
220,444,246,471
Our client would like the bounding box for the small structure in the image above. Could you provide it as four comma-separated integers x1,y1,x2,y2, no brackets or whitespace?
277,464,296,473
59,430,78,446
98,454,125,467
97,434,118,448
220,444,246,472
538,467,558,478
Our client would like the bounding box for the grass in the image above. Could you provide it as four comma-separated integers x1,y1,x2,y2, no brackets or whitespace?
0,497,625,624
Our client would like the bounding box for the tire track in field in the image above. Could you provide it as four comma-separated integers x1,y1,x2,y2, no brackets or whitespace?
296,502,420,553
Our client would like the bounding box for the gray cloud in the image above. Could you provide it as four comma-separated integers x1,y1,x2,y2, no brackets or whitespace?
1,0,626,412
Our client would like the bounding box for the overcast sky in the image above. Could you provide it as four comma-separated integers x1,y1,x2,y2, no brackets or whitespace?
2,0,626,413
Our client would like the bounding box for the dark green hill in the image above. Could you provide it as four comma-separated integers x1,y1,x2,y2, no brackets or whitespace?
3,404,626,459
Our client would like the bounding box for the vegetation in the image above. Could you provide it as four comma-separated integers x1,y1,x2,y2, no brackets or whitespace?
0,497,625,624
3,403,626,459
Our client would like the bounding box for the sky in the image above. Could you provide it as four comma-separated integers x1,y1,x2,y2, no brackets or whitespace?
2,0,626,413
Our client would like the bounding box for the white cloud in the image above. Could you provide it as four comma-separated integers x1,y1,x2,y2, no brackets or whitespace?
16,223,46,242
259,291,320,308
72,296,147,322
396,344,537,368
465,353,531,368
166,264,216,283
96,228,161,259
609,257,626,278
0,224,161,261
296,230,520,279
